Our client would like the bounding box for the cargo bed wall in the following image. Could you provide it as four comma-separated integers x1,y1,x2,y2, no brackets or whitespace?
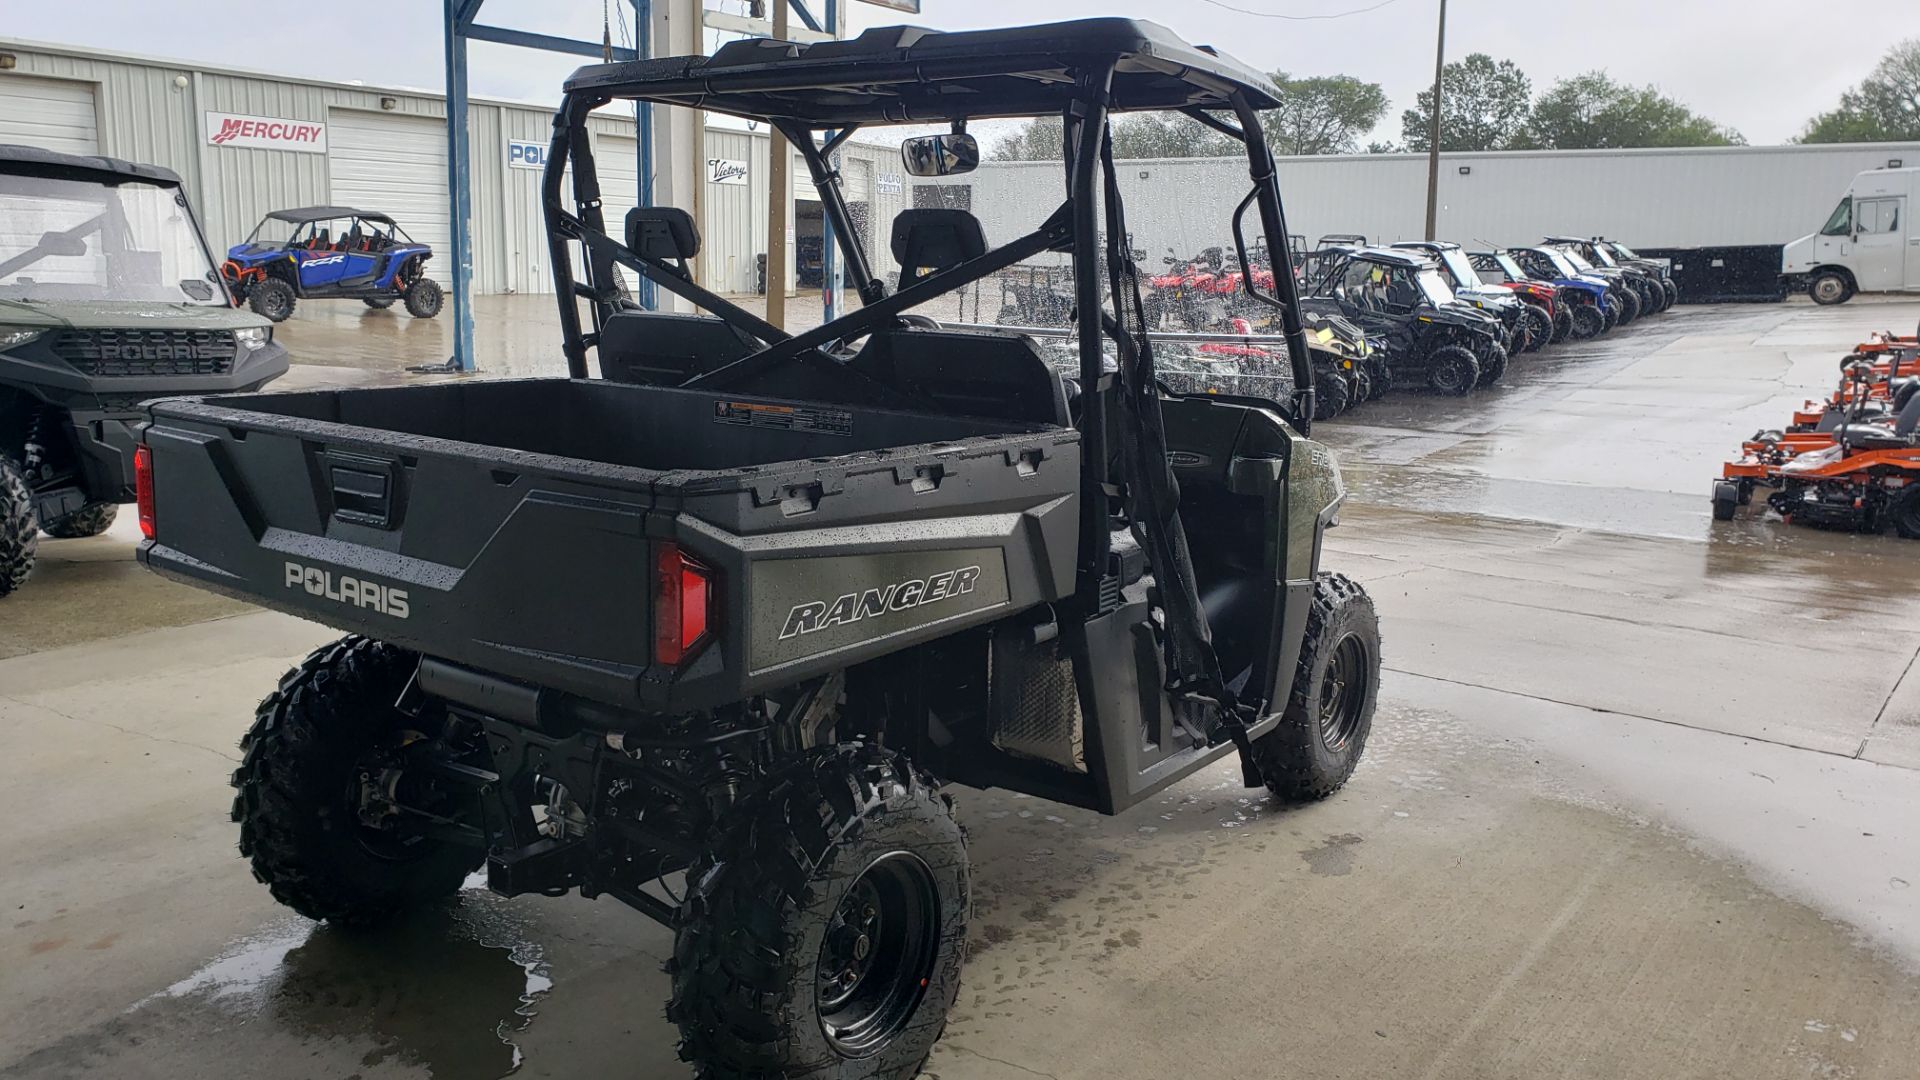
207,378,1035,471
139,377,1081,714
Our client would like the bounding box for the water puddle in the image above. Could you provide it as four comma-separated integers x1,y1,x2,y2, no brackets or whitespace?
133,880,551,1077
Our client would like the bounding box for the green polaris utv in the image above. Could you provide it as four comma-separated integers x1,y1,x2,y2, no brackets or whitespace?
138,19,1380,1078
1,144,287,596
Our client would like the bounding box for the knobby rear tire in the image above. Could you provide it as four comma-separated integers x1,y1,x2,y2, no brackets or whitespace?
0,456,37,598
668,744,969,1080
231,635,481,928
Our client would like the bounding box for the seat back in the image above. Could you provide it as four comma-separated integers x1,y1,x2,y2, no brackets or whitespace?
892,209,986,284
848,328,1068,427
597,311,756,385
1896,386,1920,436
625,206,700,264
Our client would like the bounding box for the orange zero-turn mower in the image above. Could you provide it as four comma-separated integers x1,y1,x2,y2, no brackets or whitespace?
1717,361,1920,520
1718,379,1920,534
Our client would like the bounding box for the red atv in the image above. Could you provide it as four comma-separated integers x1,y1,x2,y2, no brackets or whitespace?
1145,246,1233,330
1470,249,1571,344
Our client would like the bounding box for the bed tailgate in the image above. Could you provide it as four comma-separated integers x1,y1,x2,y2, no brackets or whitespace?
135,403,661,705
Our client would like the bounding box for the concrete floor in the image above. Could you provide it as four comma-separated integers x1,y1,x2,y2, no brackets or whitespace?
4,295,1920,1080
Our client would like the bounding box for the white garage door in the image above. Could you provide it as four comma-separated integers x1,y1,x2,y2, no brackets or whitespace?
595,134,641,238
327,110,450,264
0,75,99,155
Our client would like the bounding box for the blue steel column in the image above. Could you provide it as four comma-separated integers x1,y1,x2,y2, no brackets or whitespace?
444,0,479,371
632,0,656,310
819,0,840,321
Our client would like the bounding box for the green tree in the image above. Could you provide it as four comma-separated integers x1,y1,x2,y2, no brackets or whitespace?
990,70,1388,160
990,115,1065,161
1800,39,1920,143
1401,53,1533,152
1525,72,1744,149
989,112,1231,161
1263,72,1390,155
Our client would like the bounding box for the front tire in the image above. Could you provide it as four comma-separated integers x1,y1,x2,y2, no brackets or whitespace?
231,636,483,927
1662,278,1680,307
1426,344,1480,396
1889,484,1920,539
1250,572,1380,801
1569,304,1604,340
669,744,968,1080
404,277,444,319
1601,297,1621,332
1521,306,1552,352
1314,368,1353,420
1551,305,1575,343
1711,481,1740,522
1616,286,1641,324
41,501,117,539
249,277,296,322
1808,271,1853,306
0,456,37,598
1475,340,1509,386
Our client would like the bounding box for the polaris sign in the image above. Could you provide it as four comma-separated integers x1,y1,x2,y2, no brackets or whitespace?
204,111,327,153
508,140,548,170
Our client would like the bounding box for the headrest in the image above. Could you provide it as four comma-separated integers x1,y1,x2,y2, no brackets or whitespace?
892,209,986,281
626,207,700,262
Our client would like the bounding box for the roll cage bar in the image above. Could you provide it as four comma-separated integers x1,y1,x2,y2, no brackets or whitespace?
537,19,1321,762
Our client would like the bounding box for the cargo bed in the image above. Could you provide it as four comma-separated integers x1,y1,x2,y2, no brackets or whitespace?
139,377,1081,712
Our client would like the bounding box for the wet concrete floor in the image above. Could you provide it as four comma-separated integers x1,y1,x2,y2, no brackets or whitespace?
3,296,1919,1079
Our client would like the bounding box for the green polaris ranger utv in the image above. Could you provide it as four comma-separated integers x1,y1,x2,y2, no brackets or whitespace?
1,145,287,596
137,20,1380,1078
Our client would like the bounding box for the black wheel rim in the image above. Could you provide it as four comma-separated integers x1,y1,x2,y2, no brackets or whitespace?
816,851,940,1058
1318,633,1372,752
1432,357,1468,394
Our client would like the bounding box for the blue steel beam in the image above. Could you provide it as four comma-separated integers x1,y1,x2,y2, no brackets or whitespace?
818,0,839,321
786,0,824,34
445,1,659,372
467,24,636,61
444,0,477,371
632,0,655,310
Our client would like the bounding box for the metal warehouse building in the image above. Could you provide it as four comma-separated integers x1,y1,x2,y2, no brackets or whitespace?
0,37,909,296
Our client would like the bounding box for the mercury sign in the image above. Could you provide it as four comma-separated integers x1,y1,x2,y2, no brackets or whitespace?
204,111,327,153
508,140,548,170
708,158,749,186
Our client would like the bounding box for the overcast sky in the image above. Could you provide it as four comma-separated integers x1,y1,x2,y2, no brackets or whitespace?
5,0,1914,145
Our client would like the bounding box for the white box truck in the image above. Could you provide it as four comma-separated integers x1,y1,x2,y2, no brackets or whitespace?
1782,166,1920,304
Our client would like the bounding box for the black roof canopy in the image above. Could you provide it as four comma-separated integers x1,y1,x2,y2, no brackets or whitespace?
265,206,395,225
562,19,1283,126
0,143,183,185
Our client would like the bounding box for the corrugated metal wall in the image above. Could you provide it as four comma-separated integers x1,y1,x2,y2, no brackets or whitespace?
0,39,918,298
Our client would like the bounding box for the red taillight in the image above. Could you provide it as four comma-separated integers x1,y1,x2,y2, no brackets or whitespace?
654,542,714,666
134,444,156,540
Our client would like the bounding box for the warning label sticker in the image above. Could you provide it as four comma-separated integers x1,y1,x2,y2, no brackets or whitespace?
713,400,854,437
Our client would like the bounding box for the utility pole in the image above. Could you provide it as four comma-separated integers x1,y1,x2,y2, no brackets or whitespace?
1423,0,1446,241
766,0,790,328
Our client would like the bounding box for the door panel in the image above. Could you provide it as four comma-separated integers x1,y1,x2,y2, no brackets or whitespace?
1852,196,1904,291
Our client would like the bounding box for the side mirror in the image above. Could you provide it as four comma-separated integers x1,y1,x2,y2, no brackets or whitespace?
900,132,979,178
